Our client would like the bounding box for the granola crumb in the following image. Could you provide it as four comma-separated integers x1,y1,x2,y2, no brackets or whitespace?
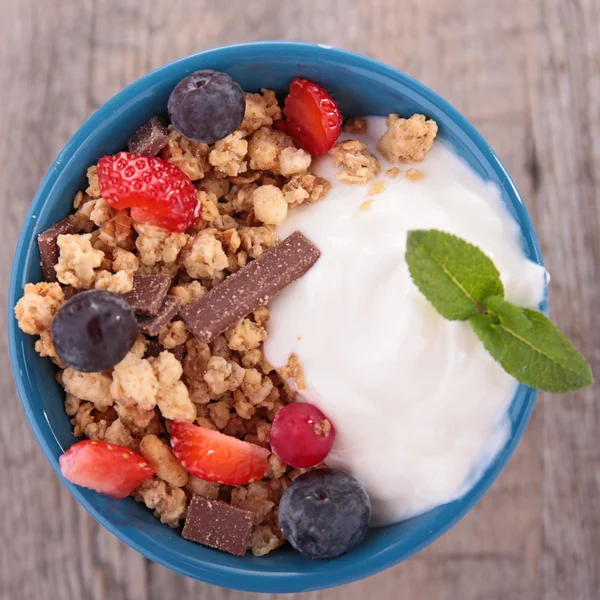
183,229,228,279
314,419,332,436
159,321,189,350
266,453,288,480
386,167,401,179
86,166,101,198
151,351,196,422
112,248,139,276
185,476,220,500
249,524,285,556
55,234,104,288
169,280,205,306
139,434,188,488
233,389,256,420
377,113,438,163
240,89,281,135
282,173,331,207
115,404,162,437
134,476,187,527
208,398,231,429
209,131,248,177
134,223,189,267
97,211,135,252
94,269,133,294
247,127,294,173
241,369,274,406
204,356,245,396
161,126,210,181
360,200,374,212
278,147,312,177
329,140,380,184
405,168,425,182
252,185,288,225
62,369,113,412
104,418,137,449
343,117,368,135
238,226,278,259
196,172,231,200
89,198,114,227
110,351,159,410
368,181,386,195
279,353,306,390
14,282,64,335
225,319,267,352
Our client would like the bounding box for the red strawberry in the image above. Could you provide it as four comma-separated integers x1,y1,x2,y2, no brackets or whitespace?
170,421,270,486
59,440,155,500
97,152,199,232
276,78,342,155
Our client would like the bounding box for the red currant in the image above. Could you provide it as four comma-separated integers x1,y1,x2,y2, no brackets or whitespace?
269,402,335,468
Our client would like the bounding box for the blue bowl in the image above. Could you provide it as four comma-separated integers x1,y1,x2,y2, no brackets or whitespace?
8,42,545,593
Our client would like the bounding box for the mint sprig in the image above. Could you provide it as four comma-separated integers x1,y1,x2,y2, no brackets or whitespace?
406,230,504,320
406,230,593,393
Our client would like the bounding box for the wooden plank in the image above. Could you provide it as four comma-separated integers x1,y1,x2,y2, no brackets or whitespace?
536,1,600,599
0,0,598,598
0,1,151,599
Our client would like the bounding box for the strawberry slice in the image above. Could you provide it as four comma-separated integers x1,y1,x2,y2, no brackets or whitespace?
97,152,199,232
276,77,342,155
170,421,270,486
59,440,155,500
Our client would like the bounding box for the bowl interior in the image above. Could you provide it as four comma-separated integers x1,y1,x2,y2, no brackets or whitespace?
8,42,544,593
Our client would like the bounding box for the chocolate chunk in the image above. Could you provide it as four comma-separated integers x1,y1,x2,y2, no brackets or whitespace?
144,338,186,362
182,495,253,556
127,116,169,156
180,231,320,343
137,296,181,337
144,339,162,358
62,286,80,301
123,274,172,316
37,218,75,282
171,343,186,362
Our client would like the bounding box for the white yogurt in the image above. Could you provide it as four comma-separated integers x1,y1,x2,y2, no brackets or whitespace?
265,117,546,526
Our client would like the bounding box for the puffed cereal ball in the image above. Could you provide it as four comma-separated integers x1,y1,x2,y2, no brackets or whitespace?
252,185,288,225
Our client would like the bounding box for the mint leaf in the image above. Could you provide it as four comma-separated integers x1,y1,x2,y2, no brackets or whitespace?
406,230,504,320
470,307,594,392
484,295,532,332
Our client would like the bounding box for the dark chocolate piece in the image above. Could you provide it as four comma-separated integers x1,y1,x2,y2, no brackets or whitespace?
144,338,186,362
182,495,253,556
171,343,186,363
62,286,80,301
144,339,162,358
127,116,169,156
180,231,320,343
137,296,181,337
123,274,172,316
37,218,75,282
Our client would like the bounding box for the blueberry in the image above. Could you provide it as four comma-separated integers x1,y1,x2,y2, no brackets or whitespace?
51,290,138,372
279,468,371,559
168,70,245,145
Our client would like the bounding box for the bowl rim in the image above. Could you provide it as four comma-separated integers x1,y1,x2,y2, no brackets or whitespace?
8,41,543,593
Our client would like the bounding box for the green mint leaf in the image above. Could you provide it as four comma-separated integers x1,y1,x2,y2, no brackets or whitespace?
406,230,504,320
470,306,594,393
484,295,532,332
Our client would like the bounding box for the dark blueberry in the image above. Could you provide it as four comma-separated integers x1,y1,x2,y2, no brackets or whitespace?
167,70,245,145
279,468,371,559
51,290,138,372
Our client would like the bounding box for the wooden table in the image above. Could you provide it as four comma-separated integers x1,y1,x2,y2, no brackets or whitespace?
1,1,598,598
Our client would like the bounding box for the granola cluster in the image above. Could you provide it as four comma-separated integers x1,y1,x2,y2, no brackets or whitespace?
14,93,438,556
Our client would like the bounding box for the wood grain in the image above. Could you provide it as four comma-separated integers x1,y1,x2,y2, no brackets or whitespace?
0,0,597,599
